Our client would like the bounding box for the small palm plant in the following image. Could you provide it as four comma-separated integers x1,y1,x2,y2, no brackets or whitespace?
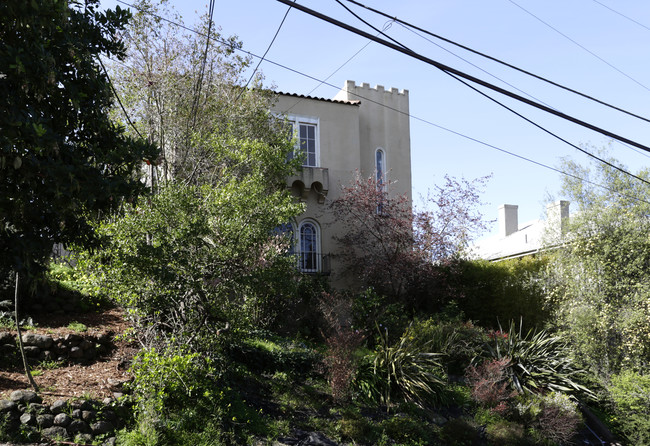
481,320,593,398
355,324,447,412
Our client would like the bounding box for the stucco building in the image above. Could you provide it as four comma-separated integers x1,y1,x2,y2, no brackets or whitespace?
272,80,412,287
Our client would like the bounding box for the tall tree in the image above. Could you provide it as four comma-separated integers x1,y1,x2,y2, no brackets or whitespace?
75,0,304,350
0,0,156,279
546,149,650,376
108,0,287,186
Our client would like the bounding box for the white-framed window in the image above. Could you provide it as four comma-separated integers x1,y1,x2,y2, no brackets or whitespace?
288,115,319,167
298,219,321,272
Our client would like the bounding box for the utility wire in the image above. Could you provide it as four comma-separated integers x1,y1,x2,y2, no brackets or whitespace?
276,0,650,155
507,0,650,93
112,0,650,206
341,0,650,125
591,0,650,32
234,1,294,103
287,19,395,112
332,0,650,186
98,57,143,140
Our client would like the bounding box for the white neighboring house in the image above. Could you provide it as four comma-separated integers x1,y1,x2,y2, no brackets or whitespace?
471,201,570,261
272,80,412,287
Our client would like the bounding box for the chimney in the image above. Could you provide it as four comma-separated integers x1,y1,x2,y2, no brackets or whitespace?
546,200,570,234
499,204,518,237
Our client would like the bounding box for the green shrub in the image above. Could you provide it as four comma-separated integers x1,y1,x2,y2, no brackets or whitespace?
481,320,593,398
355,325,447,411
485,420,527,446
513,392,583,445
439,417,482,446
609,370,650,444
380,413,436,445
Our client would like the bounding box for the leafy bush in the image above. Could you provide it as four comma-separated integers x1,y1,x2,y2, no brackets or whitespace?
485,420,527,446
513,392,583,445
482,320,592,397
355,325,447,411
608,370,650,444
465,358,516,411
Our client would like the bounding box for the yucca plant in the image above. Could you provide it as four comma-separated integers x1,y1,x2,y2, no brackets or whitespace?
355,325,447,412
481,320,593,398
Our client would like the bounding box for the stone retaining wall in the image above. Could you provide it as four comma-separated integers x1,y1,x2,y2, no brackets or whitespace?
0,331,113,363
0,390,130,445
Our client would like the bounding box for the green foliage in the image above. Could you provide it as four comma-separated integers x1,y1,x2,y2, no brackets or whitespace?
379,413,437,445
447,257,550,330
547,151,650,375
76,175,302,348
0,0,157,278
66,321,87,333
438,417,482,446
355,325,447,411
608,370,650,444
405,316,486,376
481,320,592,398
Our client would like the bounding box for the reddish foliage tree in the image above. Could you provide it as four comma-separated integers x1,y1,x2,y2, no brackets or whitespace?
329,173,490,305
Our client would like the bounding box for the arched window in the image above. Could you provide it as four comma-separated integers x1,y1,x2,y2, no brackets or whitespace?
376,148,386,190
299,220,320,272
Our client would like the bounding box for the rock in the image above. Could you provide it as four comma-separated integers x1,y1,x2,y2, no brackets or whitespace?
77,433,94,444
68,419,91,434
102,397,114,406
79,339,93,350
0,343,15,354
65,333,82,345
23,345,41,357
97,332,113,344
42,425,70,440
21,333,53,349
28,403,46,413
54,412,72,427
92,420,115,435
50,399,69,414
103,437,117,446
82,409,96,422
36,413,55,428
0,331,14,345
83,346,97,360
71,408,82,419
20,412,36,426
296,432,338,446
69,346,83,358
102,409,117,425
0,300,12,310
10,389,42,404
0,399,16,413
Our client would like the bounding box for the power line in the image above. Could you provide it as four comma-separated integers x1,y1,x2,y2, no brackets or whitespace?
507,0,650,93
591,0,650,32
331,0,650,185
341,0,650,125
234,1,294,103
275,0,650,155
98,57,143,140
111,0,650,206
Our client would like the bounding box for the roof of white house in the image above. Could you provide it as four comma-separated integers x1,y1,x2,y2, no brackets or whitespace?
471,201,569,261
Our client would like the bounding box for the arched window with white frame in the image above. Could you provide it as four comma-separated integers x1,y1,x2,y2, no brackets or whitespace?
298,220,320,272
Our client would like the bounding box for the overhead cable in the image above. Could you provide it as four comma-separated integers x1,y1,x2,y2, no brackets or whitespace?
112,0,650,206
234,1,294,103
507,0,650,93
275,0,650,155
591,0,650,32
342,0,650,124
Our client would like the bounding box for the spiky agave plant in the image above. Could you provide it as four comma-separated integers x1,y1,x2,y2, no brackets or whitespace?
355,324,448,412
483,320,594,398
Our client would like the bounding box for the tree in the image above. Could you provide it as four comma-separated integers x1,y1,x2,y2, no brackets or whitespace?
0,0,156,279
329,173,489,307
74,0,304,350
1,0,156,392
545,148,650,376
107,0,287,186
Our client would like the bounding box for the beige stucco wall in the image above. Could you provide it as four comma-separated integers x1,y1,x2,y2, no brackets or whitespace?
273,80,412,289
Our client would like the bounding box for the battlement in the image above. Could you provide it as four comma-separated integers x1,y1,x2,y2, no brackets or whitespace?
351,80,408,96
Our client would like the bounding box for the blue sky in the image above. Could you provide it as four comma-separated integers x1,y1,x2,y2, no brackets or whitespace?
100,0,650,239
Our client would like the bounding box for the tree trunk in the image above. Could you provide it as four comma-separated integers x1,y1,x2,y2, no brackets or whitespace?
14,272,39,392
